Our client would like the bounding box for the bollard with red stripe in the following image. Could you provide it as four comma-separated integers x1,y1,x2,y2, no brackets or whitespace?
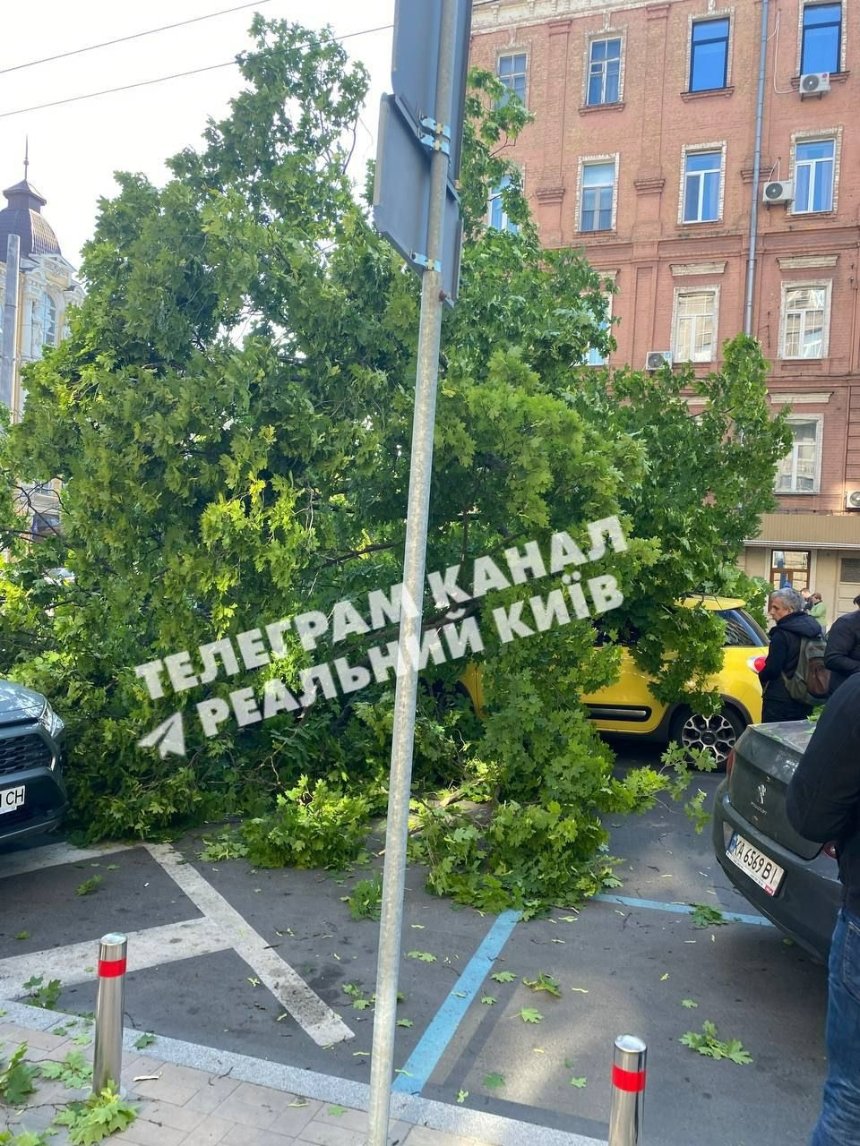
608,1034,647,1146
93,933,128,1095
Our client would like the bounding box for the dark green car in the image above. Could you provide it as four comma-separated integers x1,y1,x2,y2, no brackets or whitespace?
0,679,68,844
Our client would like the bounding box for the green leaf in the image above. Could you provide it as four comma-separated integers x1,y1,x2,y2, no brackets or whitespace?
569,1076,587,1088
39,1050,92,1089
406,951,437,963
681,999,699,1009
133,1033,156,1050
480,995,497,1006
519,1008,543,1024
680,1021,753,1064
0,1044,38,1105
689,904,728,928
490,971,517,983
483,1072,505,1090
75,876,103,897
456,1089,469,1104
522,972,562,998
54,1086,137,1144
396,1019,414,1028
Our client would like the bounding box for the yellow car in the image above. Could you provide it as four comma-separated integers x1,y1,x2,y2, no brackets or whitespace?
583,596,767,768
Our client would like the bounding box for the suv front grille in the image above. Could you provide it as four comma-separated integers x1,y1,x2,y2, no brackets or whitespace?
0,732,53,777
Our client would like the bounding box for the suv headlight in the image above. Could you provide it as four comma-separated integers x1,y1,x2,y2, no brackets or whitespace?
39,702,65,741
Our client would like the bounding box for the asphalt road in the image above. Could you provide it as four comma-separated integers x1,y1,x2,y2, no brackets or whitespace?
0,748,828,1146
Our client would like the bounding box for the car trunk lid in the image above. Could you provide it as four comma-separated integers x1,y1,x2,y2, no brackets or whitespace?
728,721,820,860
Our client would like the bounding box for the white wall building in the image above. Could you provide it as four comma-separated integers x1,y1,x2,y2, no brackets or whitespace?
0,173,84,534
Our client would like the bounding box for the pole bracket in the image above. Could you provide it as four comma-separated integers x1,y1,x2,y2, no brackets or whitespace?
419,116,452,155
410,253,442,273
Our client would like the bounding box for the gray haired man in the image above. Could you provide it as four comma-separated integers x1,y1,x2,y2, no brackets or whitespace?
758,587,824,723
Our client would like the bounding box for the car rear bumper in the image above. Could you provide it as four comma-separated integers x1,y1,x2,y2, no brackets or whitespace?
0,766,68,845
712,779,842,962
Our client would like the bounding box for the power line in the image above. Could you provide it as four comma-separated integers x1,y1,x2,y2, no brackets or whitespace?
0,23,394,121
0,1,274,76
0,62,237,120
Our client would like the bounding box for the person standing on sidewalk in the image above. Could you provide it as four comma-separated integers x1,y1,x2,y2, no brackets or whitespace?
809,593,827,633
758,587,824,723
824,594,860,696
786,672,860,1146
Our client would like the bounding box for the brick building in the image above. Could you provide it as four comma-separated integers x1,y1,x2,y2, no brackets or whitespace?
470,0,860,623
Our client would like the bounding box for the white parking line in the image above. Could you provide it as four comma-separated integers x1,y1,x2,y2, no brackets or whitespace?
0,917,230,998
0,842,134,880
145,843,354,1047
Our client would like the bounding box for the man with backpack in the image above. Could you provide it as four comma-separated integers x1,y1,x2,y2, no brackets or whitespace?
758,587,827,722
824,594,860,696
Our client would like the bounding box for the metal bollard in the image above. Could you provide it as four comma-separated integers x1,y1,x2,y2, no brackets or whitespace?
92,933,128,1094
608,1034,647,1146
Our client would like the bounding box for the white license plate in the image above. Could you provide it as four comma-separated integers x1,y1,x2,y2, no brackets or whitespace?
726,832,784,896
0,785,25,815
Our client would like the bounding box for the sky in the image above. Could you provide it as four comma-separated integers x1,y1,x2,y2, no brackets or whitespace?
0,0,396,270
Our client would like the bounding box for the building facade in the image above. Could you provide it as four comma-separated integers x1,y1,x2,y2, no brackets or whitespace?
470,0,860,624
0,175,83,534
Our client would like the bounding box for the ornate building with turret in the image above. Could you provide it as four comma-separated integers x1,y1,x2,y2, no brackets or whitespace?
0,168,84,534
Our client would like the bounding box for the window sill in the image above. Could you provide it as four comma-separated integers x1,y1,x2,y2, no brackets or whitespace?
577,230,617,238
579,101,625,115
775,490,819,497
789,210,837,220
791,71,850,91
681,86,734,101
778,359,827,368
679,218,723,227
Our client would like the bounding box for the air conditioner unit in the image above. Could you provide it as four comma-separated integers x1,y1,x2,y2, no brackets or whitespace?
763,180,793,205
846,490,860,511
646,350,672,371
800,72,831,96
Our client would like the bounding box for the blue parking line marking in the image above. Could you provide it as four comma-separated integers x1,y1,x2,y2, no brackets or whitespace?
392,908,521,1095
594,893,773,927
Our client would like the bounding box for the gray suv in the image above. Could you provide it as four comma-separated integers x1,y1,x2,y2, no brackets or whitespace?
0,679,67,843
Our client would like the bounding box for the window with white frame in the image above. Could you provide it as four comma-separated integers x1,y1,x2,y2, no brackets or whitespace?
776,417,821,493
801,3,842,75
793,138,835,213
682,149,722,223
781,284,830,359
42,295,57,347
587,38,622,106
497,53,527,104
674,289,718,362
586,294,613,365
579,160,616,232
488,175,519,234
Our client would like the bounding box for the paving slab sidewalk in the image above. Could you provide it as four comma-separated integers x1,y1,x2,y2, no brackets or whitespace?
0,1021,472,1145
0,1005,607,1146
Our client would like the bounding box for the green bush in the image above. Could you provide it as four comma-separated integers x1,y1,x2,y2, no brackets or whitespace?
242,776,370,869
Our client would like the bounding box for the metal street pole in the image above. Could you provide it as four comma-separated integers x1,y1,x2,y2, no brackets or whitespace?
365,2,457,1142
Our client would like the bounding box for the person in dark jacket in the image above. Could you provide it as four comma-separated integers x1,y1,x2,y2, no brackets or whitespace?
786,673,860,1146
824,594,860,696
758,587,824,722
